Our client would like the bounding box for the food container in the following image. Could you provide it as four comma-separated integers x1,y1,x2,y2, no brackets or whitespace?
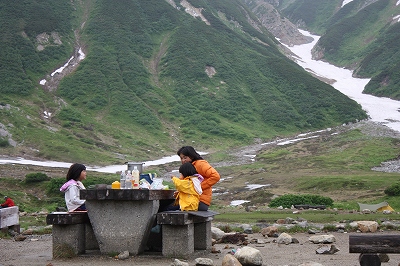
126,162,144,174
111,181,121,189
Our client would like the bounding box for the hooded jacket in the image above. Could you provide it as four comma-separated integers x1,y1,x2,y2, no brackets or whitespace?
172,176,200,211
192,159,220,206
60,179,86,212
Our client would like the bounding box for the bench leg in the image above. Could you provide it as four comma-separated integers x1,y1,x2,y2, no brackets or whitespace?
85,223,99,250
359,253,381,266
194,221,211,250
52,224,86,258
162,224,194,258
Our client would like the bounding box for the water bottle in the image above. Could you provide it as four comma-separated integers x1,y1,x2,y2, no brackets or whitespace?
125,170,132,189
120,171,126,189
132,166,140,189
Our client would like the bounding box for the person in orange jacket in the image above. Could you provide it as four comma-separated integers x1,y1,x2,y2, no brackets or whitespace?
0,196,15,208
177,146,220,211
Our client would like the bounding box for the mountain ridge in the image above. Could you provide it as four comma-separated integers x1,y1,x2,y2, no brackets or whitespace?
0,0,368,164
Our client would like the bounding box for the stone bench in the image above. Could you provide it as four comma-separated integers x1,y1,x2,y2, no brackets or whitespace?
349,234,400,266
46,212,99,258
156,210,218,257
0,206,20,233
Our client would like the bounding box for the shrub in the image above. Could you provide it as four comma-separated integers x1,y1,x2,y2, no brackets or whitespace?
25,172,50,183
384,183,400,196
269,194,334,208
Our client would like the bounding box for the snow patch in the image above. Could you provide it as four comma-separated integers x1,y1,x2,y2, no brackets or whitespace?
230,200,250,206
341,0,355,7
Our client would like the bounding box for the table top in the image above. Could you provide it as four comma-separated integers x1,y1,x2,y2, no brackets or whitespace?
80,189,175,201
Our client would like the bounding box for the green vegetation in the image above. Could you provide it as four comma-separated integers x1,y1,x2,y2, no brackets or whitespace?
269,194,333,208
279,0,400,100
0,0,368,164
385,183,400,196
25,172,51,183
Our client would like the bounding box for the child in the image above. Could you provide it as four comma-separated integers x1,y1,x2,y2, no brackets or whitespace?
60,163,87,212
171,162,204,211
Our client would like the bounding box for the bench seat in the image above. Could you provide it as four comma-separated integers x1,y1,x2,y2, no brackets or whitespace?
156,210,218,258
46,212,99,258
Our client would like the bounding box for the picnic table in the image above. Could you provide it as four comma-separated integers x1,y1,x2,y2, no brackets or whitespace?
80,188,175,255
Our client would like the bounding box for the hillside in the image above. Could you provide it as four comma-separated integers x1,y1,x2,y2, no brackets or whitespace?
0,0,367,165
277,0,400,100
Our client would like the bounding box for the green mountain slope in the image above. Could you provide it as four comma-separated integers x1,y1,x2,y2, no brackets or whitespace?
0,0,367,164
280,0,400,100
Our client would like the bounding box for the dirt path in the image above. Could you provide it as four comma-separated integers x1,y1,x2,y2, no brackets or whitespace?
2,231,400,266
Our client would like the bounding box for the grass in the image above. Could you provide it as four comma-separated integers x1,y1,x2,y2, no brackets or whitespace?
212,208,400,224
1,124,400,233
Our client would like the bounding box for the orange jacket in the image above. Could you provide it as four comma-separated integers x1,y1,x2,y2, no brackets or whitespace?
192,159,220,206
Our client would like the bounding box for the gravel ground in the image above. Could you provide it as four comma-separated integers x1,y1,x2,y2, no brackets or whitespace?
2,231,400,266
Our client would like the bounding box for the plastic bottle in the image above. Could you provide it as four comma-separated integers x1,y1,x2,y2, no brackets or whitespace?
120,171,126,189
132,166,140,189
125,170,132,189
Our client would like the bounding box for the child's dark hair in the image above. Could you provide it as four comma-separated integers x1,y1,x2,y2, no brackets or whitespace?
179,162,197,177
66,163,86,181
177,146,203,161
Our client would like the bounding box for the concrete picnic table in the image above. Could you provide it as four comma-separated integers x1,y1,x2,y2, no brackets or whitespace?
80,188,175,255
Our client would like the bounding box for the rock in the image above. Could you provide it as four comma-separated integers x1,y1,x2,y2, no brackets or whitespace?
212,227,225,240
309,234,336,244
14,234,27,241
298,262,324,266
116,250,129,260
222,254,242,266
171,258,189,266
277,232,292,245
211,246,221,253
234,246,263,266
357,221,379,233
195,257,214,266
378,253,390,262
315,244,340,254
241,224,253,234
260,226,278,237
22,228,34,235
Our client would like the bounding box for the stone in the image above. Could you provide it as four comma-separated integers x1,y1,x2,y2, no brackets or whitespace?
234,246,263,266
260,226,278,237
357,221,379,233
171,258,189,266
14,234,27,241
116,250,129,260
315,244,340,254
211,227,225,240
222,254,242,266
277,232,292,245
378,253,390,262
298,262,324,266
194,257,214,266
309,234,336,244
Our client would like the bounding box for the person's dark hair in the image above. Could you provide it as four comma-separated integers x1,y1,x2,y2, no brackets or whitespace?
177,146,203,161
66,163,86,181
179,162,198,177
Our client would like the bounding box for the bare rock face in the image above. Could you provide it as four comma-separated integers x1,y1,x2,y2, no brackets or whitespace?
241,0,313,46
